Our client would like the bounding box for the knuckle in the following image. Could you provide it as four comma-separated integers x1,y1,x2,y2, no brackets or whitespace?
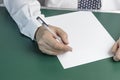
38,41,43,45
56,27,62,31
39,47,47,54
59,29,67,35
54,44,63,50
54,43,60,48
38,47,45,53
41,50,46,53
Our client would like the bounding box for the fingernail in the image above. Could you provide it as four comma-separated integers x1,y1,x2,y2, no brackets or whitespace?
113,56,120,61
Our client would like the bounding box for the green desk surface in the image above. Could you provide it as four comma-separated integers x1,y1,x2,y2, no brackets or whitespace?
1,7,120,80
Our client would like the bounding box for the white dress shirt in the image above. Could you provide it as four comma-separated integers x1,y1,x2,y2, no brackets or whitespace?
4,0,120,40
4,0,45,40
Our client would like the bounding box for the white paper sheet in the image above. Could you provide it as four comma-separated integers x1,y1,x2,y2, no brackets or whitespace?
46,11,115,69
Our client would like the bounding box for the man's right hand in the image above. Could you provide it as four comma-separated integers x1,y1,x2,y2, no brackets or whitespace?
35,25,72,55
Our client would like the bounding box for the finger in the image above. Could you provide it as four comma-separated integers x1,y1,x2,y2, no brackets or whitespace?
45,42,71,54
113,48,120,61
112,40,119,53
38,42,68,55
39,46,57,55
37,42,58,55
45,35,72,52
56,28,69,44
37,33,71,55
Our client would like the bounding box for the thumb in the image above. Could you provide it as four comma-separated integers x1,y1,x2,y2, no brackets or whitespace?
113,47,120,61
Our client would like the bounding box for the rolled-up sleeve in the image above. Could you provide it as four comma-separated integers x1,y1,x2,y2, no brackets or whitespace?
4,0,45,40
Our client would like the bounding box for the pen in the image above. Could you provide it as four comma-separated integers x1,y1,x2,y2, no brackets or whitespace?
36,17,62,43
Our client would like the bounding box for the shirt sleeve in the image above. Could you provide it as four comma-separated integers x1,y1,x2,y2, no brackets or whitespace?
4,0,45,40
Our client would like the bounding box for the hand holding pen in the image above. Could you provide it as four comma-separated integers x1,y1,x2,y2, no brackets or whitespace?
35,17,72,55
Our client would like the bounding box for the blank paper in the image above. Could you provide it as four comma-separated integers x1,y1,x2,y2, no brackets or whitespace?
46,11,115,69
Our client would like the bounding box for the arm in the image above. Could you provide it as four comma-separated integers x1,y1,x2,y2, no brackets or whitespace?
4,0,45,40
4,0,72,55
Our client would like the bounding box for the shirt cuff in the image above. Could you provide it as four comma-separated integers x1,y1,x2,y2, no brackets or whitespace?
21,15,45,40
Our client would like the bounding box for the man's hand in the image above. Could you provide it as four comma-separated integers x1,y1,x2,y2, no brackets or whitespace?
35,25,72,55
112,38,120,61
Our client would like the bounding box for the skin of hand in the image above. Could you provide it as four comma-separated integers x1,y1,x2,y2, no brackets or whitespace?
35,25,72,55
112,39,120,61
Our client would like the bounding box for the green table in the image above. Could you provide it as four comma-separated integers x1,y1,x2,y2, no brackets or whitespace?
1,7,120,80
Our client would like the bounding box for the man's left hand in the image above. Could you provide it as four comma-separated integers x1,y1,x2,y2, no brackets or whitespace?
112,38,120,61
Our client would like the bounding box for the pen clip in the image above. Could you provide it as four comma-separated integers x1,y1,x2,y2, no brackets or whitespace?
37,17,49,26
